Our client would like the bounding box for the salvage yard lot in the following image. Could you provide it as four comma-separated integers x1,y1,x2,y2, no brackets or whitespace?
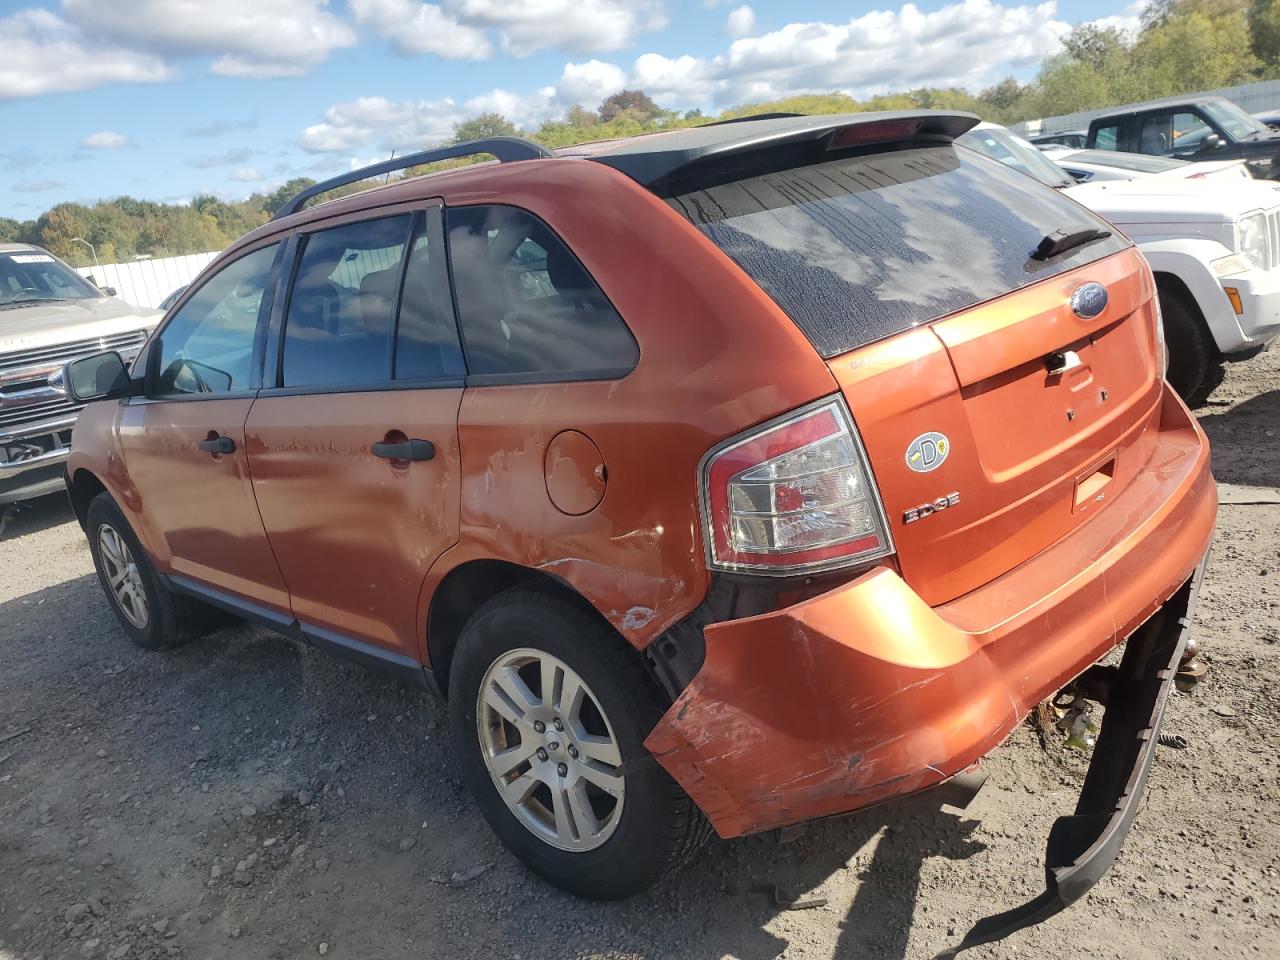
1,353,1278,960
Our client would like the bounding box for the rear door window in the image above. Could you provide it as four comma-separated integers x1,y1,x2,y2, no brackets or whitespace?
280,215,412,389
666,145,1128,358
445,205,638,380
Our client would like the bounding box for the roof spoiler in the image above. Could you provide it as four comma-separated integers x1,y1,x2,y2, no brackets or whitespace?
588,110,981,188
271,136,552,220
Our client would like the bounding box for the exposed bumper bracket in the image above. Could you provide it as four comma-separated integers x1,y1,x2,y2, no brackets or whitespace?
936,560,1205,958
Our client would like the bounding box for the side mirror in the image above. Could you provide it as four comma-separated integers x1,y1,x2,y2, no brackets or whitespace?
63,351,135,402
1205,133,1224,150
103,286,118,297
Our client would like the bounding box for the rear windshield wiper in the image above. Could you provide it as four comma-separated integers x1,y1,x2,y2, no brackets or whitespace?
1031,227,1112,262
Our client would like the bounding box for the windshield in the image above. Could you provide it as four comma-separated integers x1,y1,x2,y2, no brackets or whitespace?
666,143,1127,358
956,126,1076,188
0,251,103,307
1202,100,1270,140
1070,150,1187,173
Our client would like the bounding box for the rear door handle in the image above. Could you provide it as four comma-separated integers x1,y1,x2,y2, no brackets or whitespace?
198,435,236,455
372,439,435,461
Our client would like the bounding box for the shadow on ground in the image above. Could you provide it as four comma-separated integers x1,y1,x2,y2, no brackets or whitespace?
0,492,75,542
0,566,994,960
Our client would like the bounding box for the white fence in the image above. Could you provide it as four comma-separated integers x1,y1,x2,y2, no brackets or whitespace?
1013,78,1280,137
76,251,220,310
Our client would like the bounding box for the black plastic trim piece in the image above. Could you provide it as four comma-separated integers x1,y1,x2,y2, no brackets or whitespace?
166,574,296,630
936,557,1207,958
463,366,636,387
163,573,433,691
585,110,980,187
301,623,431,689
254,378,465,399
271,137,552,220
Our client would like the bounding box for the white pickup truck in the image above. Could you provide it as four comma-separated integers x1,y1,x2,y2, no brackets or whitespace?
960,123,1280,399
1,243,160,505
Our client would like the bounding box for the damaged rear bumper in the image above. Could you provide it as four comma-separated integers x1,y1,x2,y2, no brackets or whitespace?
645,387,1215,839
937,559,1203,956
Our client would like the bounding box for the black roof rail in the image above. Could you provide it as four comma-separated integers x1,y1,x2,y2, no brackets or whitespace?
271,136,552,220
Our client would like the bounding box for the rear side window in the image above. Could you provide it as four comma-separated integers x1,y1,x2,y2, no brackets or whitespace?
667,145,1128,358
281,215,411,388
446,205,638,379
1092,123,1120,150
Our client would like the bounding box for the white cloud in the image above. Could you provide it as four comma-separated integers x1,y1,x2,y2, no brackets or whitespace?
229,166,265,181
61,0,357,78
299,95,463,152
448,0,667,56
1087,0,1147,37
630,1,1072,107
298,1,1109,157
0,8,171,100
350,0,492,58
81,130,130,149
557,59,628,104
726,5,755,38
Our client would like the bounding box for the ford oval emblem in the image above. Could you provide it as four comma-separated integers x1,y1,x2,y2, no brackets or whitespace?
905,432,950,473
1070,282,1109,319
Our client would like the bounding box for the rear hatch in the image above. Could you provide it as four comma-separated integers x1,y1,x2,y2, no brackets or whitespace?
666,137,1164,605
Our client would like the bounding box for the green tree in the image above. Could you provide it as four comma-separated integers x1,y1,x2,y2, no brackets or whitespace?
452,112,520,143
599,89,661,122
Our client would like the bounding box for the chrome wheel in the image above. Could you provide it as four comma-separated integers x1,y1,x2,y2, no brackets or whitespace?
97,523,149,629
476,648,625,852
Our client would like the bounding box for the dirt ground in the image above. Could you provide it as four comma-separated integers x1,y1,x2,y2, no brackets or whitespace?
1,351,1278,960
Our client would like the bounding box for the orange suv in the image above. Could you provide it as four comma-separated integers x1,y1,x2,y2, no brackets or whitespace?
63,113,1215,953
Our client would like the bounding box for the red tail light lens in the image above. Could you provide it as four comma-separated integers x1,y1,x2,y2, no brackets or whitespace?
701,398,894,575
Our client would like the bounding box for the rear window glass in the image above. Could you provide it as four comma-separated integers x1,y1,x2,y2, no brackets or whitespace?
667,145,1128,358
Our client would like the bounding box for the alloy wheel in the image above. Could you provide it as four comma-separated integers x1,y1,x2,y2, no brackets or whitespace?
98,523,150,629
476,647,625,852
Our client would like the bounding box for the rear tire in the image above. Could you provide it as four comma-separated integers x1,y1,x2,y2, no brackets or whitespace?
85,492,223,651
1160,290,1218,403
448,590,711,900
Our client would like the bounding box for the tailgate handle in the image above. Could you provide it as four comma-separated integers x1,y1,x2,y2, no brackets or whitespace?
1045,350,1083,376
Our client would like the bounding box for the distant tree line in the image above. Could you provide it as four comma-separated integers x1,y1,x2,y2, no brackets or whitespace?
4,0,1277,268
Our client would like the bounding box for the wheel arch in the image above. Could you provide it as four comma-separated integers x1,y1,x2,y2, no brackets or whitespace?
67,467,108,530
426,558,622,698
1151,269,1219,359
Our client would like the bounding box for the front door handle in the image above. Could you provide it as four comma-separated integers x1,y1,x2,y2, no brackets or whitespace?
198,435,236,455
372,439,435,461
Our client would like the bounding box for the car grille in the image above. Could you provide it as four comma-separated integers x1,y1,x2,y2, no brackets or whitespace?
0,329,148,372
0,329,148,433
1267,208,1280,271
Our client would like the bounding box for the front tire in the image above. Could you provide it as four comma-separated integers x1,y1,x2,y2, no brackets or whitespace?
85,492,220,651
1160,290,1218,402
448,590,710,899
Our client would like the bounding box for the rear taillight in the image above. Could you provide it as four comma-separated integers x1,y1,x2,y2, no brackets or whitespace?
700,398,894,575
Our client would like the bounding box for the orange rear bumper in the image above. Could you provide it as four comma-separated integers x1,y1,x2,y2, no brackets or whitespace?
645,386,1216,838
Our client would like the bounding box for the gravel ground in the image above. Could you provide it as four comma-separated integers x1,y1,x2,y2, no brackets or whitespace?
1,350,1277,960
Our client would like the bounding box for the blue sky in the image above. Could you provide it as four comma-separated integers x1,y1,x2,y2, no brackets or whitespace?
0,0,1143,219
